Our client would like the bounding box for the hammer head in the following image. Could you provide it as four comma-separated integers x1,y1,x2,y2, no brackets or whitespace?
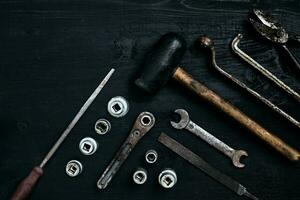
135,33,187,94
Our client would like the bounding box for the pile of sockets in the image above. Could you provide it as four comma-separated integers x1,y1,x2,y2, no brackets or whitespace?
133,149,177,189
65,96,177,189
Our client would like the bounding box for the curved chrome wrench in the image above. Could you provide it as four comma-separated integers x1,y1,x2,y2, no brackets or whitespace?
171,109,248,168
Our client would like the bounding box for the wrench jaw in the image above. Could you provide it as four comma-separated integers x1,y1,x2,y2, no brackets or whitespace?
170,109,190,130
232,150,248,168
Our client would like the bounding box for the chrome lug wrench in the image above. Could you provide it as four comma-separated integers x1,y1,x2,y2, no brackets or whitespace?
171,109,248,168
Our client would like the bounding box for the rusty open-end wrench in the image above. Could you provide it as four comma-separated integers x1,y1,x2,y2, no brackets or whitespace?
171,109,248,168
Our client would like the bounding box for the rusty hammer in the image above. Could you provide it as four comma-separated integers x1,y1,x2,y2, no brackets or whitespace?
135,33,299,161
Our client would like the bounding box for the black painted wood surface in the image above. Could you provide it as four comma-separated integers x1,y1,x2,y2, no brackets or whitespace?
0,1,299,200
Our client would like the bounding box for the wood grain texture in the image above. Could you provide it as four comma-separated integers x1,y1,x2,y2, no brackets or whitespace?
0,0,299,200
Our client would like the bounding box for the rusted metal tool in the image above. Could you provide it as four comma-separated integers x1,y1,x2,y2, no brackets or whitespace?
135,32,300,161
11,68,115,200
171,109,248,168
232,33,300,102
249,8,300,73
158,133,258,200
197,35,300,129
97,112,155,189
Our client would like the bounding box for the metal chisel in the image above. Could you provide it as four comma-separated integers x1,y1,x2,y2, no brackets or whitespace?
158,132,258,200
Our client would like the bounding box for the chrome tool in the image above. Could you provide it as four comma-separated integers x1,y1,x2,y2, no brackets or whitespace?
158,169,177,189
145,149,158,164
133,168,148,185
65,160,83,177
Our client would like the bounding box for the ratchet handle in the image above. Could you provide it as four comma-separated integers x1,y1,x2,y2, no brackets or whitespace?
281,44,300,73
97,112,155,189
11,166,43,200
173,67,300,161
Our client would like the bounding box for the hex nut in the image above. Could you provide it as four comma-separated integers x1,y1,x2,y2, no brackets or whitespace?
158,169,177,188
95,119,111,135
79,137,98,155
107,96,129,118
133,168,148,185
65,160,83,177
145,149,158,164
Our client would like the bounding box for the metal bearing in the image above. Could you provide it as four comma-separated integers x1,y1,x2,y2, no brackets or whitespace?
79,137,98,155
95,119,111,135
133,168,147,185
107,96,129,118
145,149,158,164
158,169,177,188
65,160,83,177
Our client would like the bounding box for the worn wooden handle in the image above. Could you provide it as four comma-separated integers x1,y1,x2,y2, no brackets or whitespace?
11,167,43,200
173,67,300,161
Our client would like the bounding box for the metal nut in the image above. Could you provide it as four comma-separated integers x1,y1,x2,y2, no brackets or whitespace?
65,160,83,177
133,168,147,184
145,149,158,164
95,119,111,135
107,96,129,118
158,169,177,188
79,137,98,155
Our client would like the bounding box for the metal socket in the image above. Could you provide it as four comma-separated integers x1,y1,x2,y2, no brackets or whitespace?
95,119,111,135
65,160,83,177
79,137,98,155
133,168,148,185
158,169,177,188
107,96,129,118
145,149,158,164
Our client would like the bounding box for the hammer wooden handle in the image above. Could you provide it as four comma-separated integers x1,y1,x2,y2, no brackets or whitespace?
173,67,300,161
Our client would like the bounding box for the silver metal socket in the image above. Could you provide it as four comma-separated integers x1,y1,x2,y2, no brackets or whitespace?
95,119,111,135
145,149,158,164
79,137,98,155
107,96,129,118
133,168,148,185
158,169,177,188
65,160,83,177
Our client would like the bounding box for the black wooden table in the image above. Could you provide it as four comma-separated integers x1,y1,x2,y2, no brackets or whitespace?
1,1,299,200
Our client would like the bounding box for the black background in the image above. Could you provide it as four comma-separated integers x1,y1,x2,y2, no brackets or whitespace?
1,0,299,200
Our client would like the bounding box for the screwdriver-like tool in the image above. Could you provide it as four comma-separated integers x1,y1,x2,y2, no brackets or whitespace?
11,68,115,200
158,133,259,200
97,112,155,189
